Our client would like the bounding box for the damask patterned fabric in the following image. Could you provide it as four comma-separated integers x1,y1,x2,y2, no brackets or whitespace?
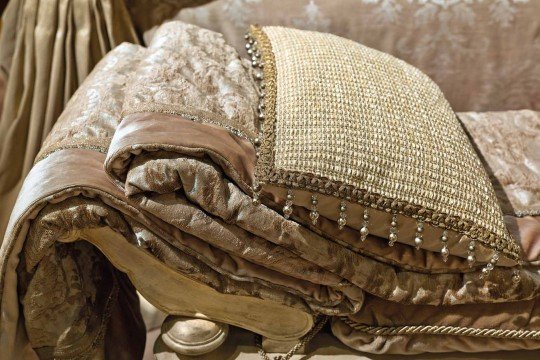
171,0,540,112
0,19,539,359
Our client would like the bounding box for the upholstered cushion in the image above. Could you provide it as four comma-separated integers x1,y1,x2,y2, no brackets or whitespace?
247,25,520,271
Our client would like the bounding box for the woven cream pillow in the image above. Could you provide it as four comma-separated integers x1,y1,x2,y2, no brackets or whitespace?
246,25,521,275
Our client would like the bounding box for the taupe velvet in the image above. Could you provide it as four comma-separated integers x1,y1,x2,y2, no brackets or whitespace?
107,111,540,306
105,22,540,354
0,26,359,359
1,20,539,358
332,294,540,354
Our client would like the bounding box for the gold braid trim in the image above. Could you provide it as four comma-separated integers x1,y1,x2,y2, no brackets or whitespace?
249,25,278,184
123,103,256,142
341,317,540,339
35,137,112,164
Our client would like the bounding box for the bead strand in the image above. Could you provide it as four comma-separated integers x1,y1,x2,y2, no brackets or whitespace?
360,208,369,242
388,213,398,247
283,189,294,219
467,240,476,268
338,202,347,230
309,195,319,225
440,230,449,262
414,219,424,250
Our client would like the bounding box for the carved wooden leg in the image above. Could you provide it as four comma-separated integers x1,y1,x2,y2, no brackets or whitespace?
153,315,229,358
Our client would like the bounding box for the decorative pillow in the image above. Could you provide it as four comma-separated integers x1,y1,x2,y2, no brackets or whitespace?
246,25,521,277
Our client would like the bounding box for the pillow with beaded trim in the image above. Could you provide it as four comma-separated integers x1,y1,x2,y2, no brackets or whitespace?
245,25,521,277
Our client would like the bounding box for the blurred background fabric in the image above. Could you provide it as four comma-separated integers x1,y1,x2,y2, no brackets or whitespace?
168,0,540,112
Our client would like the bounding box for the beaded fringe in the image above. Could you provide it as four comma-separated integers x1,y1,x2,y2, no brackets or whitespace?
244,30,521,284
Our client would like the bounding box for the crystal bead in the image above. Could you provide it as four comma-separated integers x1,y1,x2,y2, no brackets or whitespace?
467,254,476,267
338,217,347,229
309,210,319,225
414,236,423,249
441,246,449,262
388,233,397,246
360,226,368,237
283,205,292,219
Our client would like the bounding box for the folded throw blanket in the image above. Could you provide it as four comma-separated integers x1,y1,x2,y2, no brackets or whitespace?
1,21,539,359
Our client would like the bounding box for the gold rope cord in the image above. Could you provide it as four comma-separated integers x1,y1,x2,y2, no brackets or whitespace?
341,317,540,339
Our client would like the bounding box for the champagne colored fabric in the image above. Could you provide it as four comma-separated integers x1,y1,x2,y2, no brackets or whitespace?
457,110,540,265
0,0,139,243
0,42,146,360
122,20,259,139
0,70,5,120
1,20,539,357
105,108,540,307
458,110,540,218
171,0,540,112
0,27,349,359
